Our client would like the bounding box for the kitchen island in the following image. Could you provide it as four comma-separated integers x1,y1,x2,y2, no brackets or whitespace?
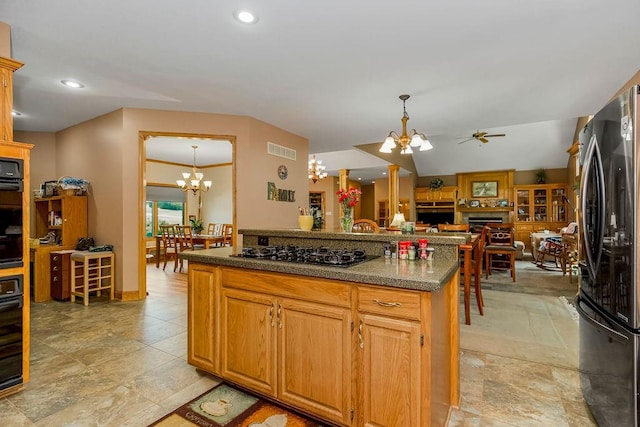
181,229,463,426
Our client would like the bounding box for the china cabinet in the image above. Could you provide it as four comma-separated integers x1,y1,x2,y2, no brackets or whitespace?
513,184,569,249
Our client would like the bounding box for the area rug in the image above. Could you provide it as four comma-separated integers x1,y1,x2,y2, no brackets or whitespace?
149,382,326,427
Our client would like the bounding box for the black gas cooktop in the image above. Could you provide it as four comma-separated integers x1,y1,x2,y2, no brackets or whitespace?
233,245,377,267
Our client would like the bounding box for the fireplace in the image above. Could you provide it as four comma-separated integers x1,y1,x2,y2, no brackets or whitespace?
462,211,511,233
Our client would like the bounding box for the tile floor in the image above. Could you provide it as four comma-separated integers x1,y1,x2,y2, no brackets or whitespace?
0,260,597,426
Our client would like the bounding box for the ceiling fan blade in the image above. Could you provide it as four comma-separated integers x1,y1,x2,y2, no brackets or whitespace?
458,138,474,144
479,137,489,143
483,133,506,138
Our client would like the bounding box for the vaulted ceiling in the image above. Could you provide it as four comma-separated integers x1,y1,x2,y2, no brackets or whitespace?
3,1,639,182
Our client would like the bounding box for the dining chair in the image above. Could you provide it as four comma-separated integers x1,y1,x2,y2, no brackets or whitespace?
438,223,470,232
175,225,195,272
159,224,179,272
351,219,380,233
222,223,233,246
459,226,489,324
484,223,516,281
207,223,225,246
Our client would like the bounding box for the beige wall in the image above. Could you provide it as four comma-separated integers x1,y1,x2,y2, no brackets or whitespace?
14,131,56,231
20,108,308,296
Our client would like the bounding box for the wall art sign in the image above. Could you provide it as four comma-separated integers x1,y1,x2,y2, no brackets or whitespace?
267,182,296,202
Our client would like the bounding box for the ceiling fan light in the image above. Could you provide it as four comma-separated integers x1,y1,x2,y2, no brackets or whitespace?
182,172,191,180
420,139,433,151
203,181,212,190
176,180,186,188
410,132,423,147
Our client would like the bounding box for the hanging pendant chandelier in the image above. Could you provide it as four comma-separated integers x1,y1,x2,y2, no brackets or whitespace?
379,94,433,154
176,145,212,194
308,155,328,183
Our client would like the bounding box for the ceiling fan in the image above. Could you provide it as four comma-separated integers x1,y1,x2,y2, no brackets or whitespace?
458,131,506,144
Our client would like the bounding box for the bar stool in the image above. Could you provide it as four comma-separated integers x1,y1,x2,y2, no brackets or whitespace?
70,251,115,305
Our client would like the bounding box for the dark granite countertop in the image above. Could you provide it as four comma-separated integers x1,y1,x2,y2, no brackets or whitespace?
238,228,469,245
180,246,459,292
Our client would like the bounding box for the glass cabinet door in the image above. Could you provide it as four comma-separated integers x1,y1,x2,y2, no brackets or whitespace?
533,189,548,221
516,189,530,221
551,188,567,222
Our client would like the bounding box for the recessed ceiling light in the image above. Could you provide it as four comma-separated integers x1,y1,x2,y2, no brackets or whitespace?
382,172,387,175
61,79,85,89
12,110,22,117
233,10,258,24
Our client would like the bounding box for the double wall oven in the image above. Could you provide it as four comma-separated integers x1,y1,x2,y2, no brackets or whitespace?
0,157,24,391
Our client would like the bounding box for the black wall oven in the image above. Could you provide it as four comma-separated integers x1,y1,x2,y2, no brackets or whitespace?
0,157,24,269
0,274,23,390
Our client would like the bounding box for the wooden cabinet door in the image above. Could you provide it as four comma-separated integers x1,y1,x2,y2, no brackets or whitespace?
0,67,11,141
187,264,219,373
359,313,422,427
278,297,352,425
221,287,277,397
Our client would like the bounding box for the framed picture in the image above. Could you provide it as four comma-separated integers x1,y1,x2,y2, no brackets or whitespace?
43,181,58,197
469,199,480,208
471,181,498,197
497,198,509,207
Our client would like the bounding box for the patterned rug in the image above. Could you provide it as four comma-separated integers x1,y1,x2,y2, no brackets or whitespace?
149,382,326,427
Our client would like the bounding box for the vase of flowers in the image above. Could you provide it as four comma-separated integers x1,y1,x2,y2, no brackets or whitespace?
336,187,361,232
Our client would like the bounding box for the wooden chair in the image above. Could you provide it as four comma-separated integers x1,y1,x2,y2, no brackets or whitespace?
175,225,195,272
207,223,225,246
459,226,489,324
207,223,224,236
438,223,470,232
222,223,233,246
535,232,578,282
351,219,380,233
484,223,516,281
159,224,179,271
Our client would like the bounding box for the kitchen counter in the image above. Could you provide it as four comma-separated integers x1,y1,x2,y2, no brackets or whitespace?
184,228,461,426
180,246,459,291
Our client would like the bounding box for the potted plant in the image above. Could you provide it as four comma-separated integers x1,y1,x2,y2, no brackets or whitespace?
189,217,204,235
430,177,444,191
535,169,547,184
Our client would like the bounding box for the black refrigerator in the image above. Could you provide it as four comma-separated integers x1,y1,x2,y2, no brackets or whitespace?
576,85,639,426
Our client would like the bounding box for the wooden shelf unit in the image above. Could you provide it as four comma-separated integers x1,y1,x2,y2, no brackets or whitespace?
513,184,569,250
70,251,114,305
34,195,87,246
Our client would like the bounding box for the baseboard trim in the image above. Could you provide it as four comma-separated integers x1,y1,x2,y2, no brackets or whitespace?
115,290,143,301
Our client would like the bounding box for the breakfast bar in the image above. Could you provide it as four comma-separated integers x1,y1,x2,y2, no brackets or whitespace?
181,229,464,426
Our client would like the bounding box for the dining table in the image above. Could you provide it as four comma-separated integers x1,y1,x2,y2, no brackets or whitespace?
459,233,482,325
154,234,225,268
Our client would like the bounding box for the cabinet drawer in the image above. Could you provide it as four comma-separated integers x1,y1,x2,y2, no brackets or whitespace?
357,286,421,320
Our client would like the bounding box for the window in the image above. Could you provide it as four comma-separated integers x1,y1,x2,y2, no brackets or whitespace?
145,185,186,237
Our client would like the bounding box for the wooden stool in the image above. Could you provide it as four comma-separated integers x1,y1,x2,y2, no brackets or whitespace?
70,251,115,305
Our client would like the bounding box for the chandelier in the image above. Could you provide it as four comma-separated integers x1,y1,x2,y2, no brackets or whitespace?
308,155,328,183
176,145,212,194
379,94,433,154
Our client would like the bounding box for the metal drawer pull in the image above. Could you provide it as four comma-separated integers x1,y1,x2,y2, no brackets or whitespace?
373,299,402,307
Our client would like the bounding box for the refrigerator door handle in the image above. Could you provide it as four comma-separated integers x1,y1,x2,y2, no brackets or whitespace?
575,297,628,344
580,134,606,279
